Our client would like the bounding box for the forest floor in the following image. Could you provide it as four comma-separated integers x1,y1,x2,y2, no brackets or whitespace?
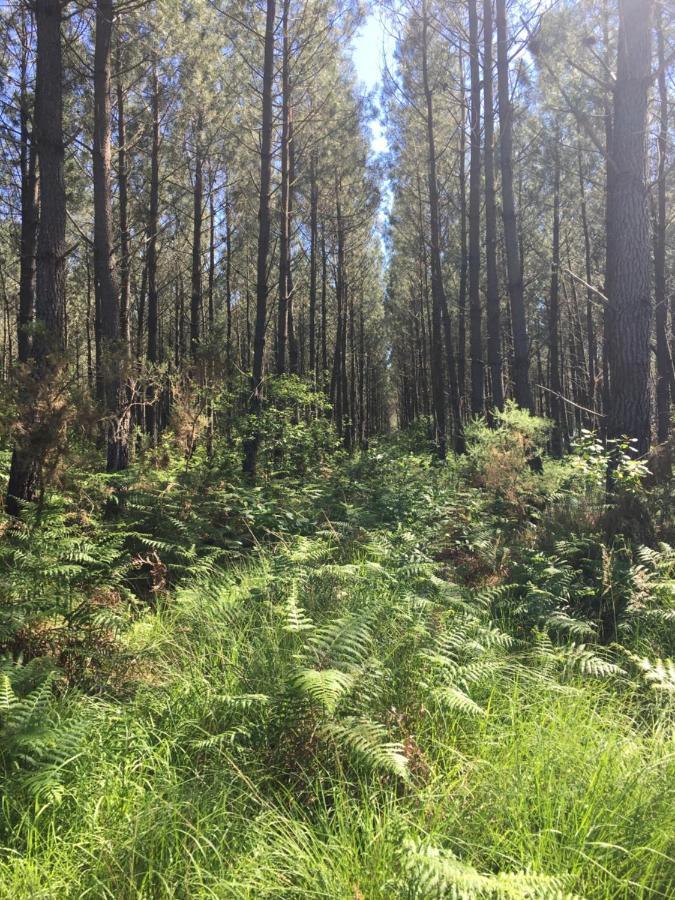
0,415,674,898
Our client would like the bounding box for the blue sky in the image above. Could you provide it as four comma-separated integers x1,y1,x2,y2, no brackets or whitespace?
351,11,394,153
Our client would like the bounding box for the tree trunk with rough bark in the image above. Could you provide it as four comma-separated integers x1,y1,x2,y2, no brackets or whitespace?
606,0,653,457
496,0,532,412
7,0,67,515
483,0,503,413
243,0,276,478
468,0,483,417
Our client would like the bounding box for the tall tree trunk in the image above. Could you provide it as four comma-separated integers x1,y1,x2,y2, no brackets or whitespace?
496,0,531,411
320,223,328,383
243,0,275,478
331,177,345,435
309,157,318,379
276,0,291,375
420,8,463,455
17,6,39,366
6,0,66,515
577,147,597,419
190,121,203,363
146,59,160,443
93,0,129,472
654,9,670,445
224,191,233,378
606,0,653,457
347,289,356,450
457,44,468,412
136,257,147,361
287,105,298,375
116,45,130,352
548,142,562,457
483,0,503,412
468,0,483,417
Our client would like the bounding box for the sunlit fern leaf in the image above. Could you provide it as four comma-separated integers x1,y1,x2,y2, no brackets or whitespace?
315,563,362,582
321,716,408,780
0,675,18,712
544,612,596,639
456,658,506,686
286,537,333,565
433,684,486,718
623,652,675,693
290,668,355,715
191,726,255,751
562,644,624,679
5,676,55,734
281,582,315,633
400,839,577,899
307,614,375,668
362,560,392,580
420,651,461,677
399,561,436,580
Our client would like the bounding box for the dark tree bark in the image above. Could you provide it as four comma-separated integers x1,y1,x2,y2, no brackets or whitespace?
116,44,130,352
208,191,215,334
190,120,203,362
331,176,345,436
136,257,147,361
421,3,463,456
276,0,292,375
309,156,318,379
224,192,234,375
496,0,532,412
286,107,298,375
146,59,160,443
468,0,483,417
548,141,562,457
606,0,653,457
243,0,276,478
17,7,39,366
654,9,670,445
457,44,468,412
7,0,67,515
483,0,503,412
577,146,597,417
93,0,130,472
321,223,328,382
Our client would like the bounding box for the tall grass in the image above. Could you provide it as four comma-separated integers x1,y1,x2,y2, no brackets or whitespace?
1,421,673,898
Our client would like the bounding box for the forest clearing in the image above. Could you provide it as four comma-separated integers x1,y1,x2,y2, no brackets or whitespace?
0,0,673,896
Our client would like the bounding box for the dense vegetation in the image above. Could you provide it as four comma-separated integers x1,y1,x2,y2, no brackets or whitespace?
0,0,673,895
0,409,673,897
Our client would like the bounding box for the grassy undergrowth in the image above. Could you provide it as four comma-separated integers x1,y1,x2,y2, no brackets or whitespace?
0,413,674,898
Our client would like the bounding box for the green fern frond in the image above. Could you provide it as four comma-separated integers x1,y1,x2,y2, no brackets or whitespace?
281,582,315,633
400,839,576,898
433,684,486,718
321,716,409,780
290,668,355,714
0,674,18,712
307,614,374,669
622,651,675,693
544,613,596,639
562,645,624,679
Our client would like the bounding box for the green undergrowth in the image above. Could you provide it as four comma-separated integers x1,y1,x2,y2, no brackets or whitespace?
0,413,673,898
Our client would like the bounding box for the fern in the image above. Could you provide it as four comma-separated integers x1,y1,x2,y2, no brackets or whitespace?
561,644,624,679
290,667,355,715
400,839,576,898
321,716,409,780
0,666,86,804
280,581,315,633
433,684,486,718
622,651,675,693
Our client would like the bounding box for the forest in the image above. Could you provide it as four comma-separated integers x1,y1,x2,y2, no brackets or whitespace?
0,0,673,895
